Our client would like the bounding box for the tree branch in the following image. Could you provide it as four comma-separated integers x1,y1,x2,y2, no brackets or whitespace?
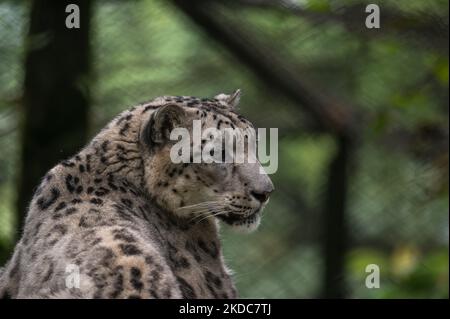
172,0,357,136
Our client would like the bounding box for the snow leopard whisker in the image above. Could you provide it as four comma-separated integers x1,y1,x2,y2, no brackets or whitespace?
194,210,232,224
188,206,227,222
188,205,230,221
176,201,223,211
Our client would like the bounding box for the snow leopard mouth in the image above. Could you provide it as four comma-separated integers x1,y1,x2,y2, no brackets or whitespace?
217,209,261,225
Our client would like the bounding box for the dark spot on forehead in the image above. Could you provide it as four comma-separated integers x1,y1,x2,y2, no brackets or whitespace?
119,244,142,256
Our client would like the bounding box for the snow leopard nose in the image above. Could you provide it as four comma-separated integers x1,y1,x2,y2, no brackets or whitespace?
250,185,274,204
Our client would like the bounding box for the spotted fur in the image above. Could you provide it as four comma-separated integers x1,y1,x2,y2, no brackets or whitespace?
0,91,273,299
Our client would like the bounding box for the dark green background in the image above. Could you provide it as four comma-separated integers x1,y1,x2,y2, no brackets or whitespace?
0,0,448,298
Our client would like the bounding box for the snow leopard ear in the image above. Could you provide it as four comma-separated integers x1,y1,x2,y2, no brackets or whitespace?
214,89,241,109
144,104,187,146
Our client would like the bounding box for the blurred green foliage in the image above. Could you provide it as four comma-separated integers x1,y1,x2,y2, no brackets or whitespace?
0,0,448,298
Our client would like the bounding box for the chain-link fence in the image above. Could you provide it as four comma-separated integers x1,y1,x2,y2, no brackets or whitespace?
0,0,448,298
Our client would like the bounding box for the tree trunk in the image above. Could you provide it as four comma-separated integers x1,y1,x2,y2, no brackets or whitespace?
16,0,92,240
321,135,352,298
